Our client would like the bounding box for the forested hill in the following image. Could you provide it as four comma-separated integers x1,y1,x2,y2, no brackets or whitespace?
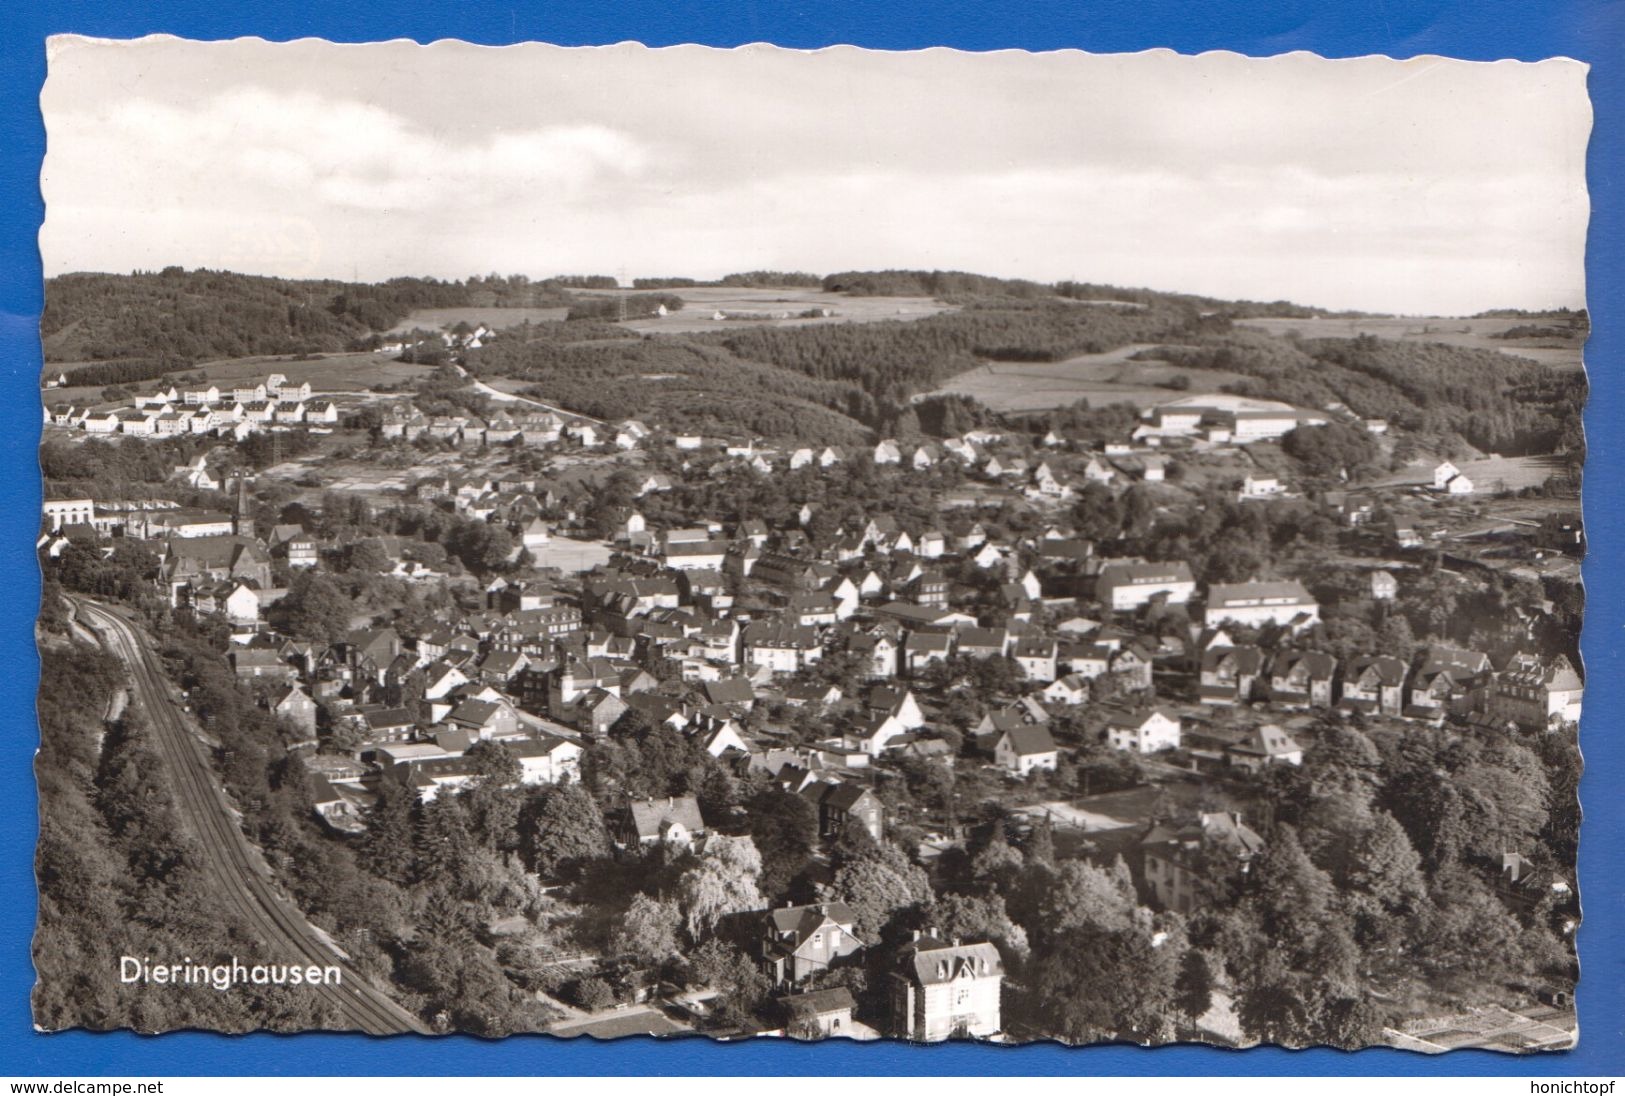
462,295,1206,443
819,269,1353,319
1140,330,1587,458
44,267,1582,457
40,268,580,365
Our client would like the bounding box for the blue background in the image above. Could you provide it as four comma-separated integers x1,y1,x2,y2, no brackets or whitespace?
2,0,1620,1077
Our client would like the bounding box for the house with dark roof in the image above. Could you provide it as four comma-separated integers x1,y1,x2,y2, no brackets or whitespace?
973,697,1050,739
703,676,758,712
849,711,908,757
1140,811,1265,914
265,683,318,736
361,706,418,744
621,795,706,848
994,723,1059,776
866,685,925,730
1103,707,1181,754
1496,851,1575,916
508,733,584,786
1485,652,1583,730
391,756,480,802
579,688,631,737
849,631,900,680
230,646,296,681
1204,580,1320,631
1226,724,1303,770
1198,645,1264,705
758,902,865,987
1339,654,1407,717
1404,646,1488,720
781,986,858,1038
1267,648,1337,708
903,631,953,674
444,696,519,740
1012,634,1058,683
743,621,823,674
802,780,884,841
784,681,843,708
477,649,529,684
955,626,1010,661
1095,560,1196,612
889,935,1004,1042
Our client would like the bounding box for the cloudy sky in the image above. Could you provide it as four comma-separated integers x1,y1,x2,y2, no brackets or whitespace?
40,37,1590,315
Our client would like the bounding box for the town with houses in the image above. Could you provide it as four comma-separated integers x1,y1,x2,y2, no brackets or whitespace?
35,272,1586,1051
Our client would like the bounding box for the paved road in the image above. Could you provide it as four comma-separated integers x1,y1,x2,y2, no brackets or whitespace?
75,598,429,1036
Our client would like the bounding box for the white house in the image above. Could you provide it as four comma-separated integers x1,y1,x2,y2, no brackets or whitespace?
42,497,95,531
994,724,1059,776
1204,580,1320,630
1239,475,1284,500
1104,708,1182,754
1095,560,1197,612
223,583,261,624
511,734,584,786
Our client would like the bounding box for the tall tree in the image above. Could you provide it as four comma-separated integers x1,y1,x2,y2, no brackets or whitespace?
520,782,610,879
676,854,764,941
357,778,417,885
271,570,354,645
1030,924,1180,1044
611,893,683,966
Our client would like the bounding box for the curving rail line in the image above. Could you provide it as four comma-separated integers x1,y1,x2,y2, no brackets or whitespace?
73,597,430,1036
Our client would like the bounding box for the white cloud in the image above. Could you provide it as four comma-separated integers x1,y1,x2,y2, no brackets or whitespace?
39,39,1589,314
46,85,652,218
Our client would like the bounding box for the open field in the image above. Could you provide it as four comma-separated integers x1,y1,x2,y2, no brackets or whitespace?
43,352,438,408
527,535,613,573
922,343,1248,413
1020,781,1214,833
548,1006,687,1039
1384,1004,1575,1053
1375,454,1569,493
388,305,571,333
573,286,955,335
1457,454,1571,493
1237,315,1586,371
186,352,441,392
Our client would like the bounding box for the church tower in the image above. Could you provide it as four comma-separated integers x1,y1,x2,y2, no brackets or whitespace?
234,476,255,540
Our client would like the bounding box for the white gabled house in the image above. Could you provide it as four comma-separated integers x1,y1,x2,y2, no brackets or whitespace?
994,723,1059,776
1104,708,1182,754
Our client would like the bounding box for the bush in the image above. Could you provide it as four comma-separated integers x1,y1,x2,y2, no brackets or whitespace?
570,976,617,1011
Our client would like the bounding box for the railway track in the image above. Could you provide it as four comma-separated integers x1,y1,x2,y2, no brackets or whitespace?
74,598,429,1036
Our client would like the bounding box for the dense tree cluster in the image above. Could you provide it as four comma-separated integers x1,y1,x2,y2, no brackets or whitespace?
565,294,685,322
32,641,345,1032
1280,421,1382,480
1147,330,1585,460
716,271,824,288
43,269,476,366
706,298,1192,399
468,335,873,444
